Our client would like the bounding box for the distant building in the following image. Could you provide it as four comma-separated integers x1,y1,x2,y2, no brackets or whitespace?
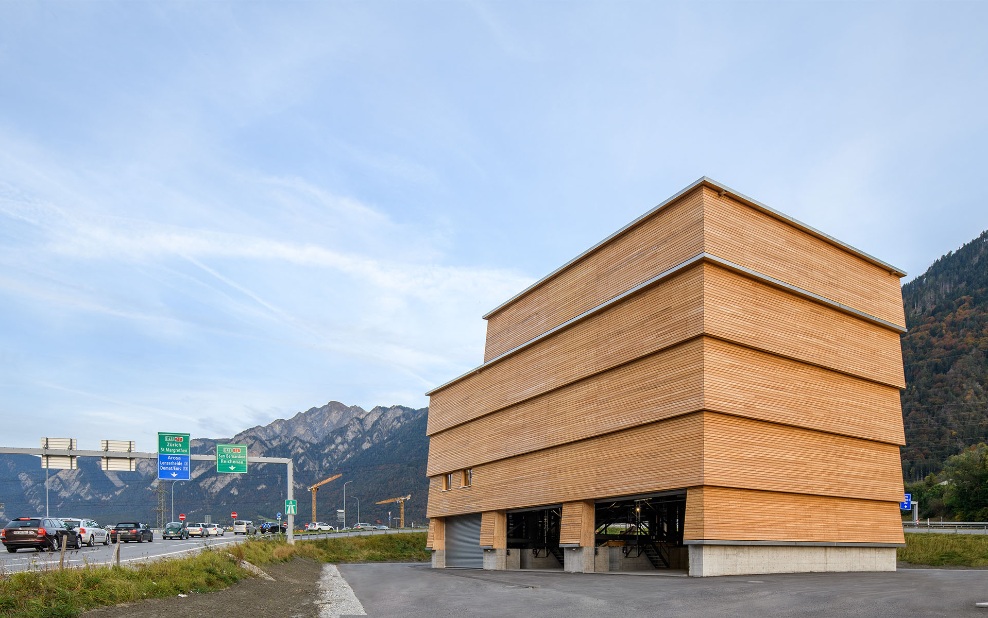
425,178,906,576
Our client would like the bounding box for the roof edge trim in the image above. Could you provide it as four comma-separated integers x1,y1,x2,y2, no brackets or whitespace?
482,177,907,321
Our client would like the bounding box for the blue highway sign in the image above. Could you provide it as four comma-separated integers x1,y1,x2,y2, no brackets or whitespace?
900,493,912,510
158,454,191,481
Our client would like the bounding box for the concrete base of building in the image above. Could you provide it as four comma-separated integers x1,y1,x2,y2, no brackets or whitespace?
563,546,595,573
483,548,508,570
687,544,898,577
431,550,446,569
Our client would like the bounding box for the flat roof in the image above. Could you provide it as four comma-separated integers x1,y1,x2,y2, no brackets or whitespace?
482,177,907,320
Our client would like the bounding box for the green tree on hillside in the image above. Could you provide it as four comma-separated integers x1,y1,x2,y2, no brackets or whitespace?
942,442,988,521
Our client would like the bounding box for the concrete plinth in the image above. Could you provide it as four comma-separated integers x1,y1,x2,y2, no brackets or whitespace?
483,548,507,570
687,544,898,577
563,546,595,573
431,550,446,569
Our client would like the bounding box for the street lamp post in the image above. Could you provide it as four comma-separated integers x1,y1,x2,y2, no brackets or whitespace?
355,497,360,524
343,481,352,529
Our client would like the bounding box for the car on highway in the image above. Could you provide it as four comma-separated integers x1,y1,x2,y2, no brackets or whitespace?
205,523,224,536
187,522,207,538
60,517,109,547
260,521,288,534
233,519,256,535
110,522,153,543
162,521,189,540
306,522,334,531
1,517,80,552
375,525,390,530
351,522,373,530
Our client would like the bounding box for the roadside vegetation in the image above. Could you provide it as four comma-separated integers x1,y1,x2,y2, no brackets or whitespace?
0,531,428,618
898,533,988,568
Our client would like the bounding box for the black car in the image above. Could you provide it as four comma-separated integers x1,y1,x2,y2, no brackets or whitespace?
1,517,80,552
110,522,153,543
260,521,288,534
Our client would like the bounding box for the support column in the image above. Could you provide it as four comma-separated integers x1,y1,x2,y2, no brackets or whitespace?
428,517,446,568
560,500,596,573
480,510,507,570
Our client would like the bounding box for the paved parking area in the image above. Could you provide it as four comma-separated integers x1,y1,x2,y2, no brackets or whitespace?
340,563,988,617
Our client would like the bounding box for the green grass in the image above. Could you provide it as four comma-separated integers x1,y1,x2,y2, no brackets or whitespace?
898,532,988,567
0,532,429,618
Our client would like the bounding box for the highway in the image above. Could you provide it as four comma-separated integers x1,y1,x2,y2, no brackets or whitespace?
0,528,406,574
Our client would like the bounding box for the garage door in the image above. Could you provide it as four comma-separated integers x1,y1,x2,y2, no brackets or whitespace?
445,514,483,568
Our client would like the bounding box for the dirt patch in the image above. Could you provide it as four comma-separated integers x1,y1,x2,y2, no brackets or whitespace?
82,558,325,618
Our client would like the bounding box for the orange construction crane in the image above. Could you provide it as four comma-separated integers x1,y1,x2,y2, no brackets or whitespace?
375,494,411,528
308,474,342,524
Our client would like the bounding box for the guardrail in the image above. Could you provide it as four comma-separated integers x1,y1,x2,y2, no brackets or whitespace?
903,521,988,533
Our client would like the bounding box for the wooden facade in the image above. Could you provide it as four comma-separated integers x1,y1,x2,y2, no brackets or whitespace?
425,178,907,574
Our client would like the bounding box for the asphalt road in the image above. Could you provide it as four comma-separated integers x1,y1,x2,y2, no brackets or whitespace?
338,563,988,617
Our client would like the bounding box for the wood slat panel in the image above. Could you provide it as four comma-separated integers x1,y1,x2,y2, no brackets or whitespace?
560,501,595,546
701,187,906,329
427,517,445,550
483,188,705,361
685,486,905,544
428,339,704,475
702,338,905,445
427,413,900,518
702,413,904,502
429,266,706,435
703,264,906,388
429,335,904,476
427,415,705,518
479,511,506,548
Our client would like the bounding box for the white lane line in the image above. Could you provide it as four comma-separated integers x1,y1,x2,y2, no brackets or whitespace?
316,564,366,617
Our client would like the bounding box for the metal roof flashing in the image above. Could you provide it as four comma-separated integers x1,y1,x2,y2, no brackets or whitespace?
481,177,906,321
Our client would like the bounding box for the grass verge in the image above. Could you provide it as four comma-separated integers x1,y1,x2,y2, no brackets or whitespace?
0,532,428,618
898,532,988,567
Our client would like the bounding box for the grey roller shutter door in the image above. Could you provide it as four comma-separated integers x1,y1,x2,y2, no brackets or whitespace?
445,514,483,568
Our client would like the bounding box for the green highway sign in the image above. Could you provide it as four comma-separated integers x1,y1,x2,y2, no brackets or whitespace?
216,444,248,474
158,432,190,455
285,499,297,515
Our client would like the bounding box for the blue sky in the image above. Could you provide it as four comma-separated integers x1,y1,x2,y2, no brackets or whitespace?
1,1,986,450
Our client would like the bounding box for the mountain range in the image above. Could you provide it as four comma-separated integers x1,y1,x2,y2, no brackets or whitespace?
900,229,988,480
3,230,987,525
0,402,429,528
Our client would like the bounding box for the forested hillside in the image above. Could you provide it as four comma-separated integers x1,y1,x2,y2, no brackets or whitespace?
900,229,988,481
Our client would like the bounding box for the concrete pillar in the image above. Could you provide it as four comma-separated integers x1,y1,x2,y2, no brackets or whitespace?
563,546,595,573
480,510,507,570
431,549,446,569
687,544,898,577
483,548,507,570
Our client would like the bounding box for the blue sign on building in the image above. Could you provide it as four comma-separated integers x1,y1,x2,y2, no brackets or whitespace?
158,454,191,481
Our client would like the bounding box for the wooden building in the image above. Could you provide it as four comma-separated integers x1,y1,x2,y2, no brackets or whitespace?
425,178,907,576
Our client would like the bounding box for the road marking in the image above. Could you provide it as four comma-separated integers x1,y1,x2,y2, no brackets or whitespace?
316,564,366,617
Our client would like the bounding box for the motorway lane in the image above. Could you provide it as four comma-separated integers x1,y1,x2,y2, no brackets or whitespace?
0,533,247,573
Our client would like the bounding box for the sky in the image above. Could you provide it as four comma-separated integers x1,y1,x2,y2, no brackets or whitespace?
1,1,987,451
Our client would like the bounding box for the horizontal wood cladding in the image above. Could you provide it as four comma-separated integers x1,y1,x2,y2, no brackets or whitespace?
427,413,900,518
703,264,906,388
427,414,705,518
702,413,904,502
427,339,705,475
560,501,595,546
428,266,705,436
685,486,905,544
429,261,903,437
703,338,905,446
479,511,506,548
701,187,906,329
426,518,444,550
483,187,705,362
428,336,903,476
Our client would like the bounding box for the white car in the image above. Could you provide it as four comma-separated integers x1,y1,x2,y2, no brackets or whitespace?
187,522,207,538
205,523,224,536
60,517,110,547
